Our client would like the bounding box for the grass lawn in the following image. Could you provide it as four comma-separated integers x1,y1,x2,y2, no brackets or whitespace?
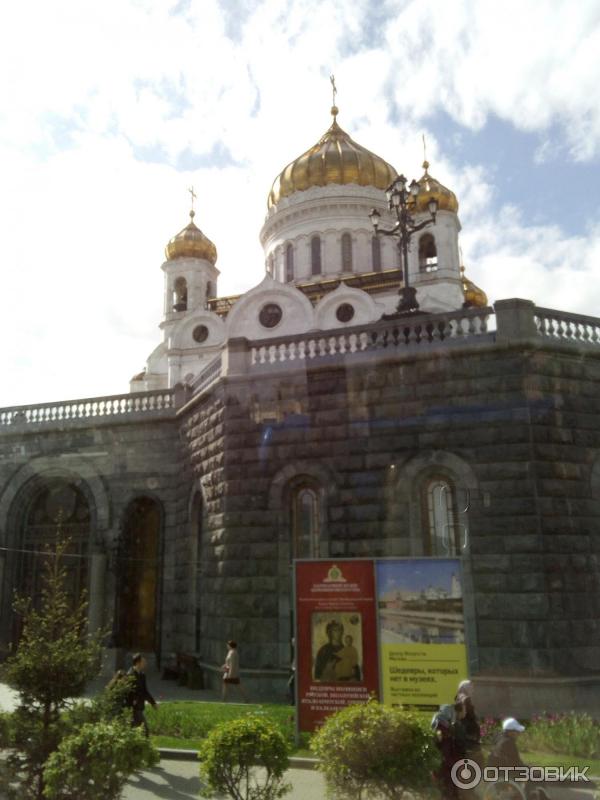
149,703,600,775
148,701,296,745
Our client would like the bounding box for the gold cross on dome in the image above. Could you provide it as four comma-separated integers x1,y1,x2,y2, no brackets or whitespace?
188,186,197,211
330,74,337,106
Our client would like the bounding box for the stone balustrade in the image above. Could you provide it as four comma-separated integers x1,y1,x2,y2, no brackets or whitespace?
534,306,600,346
250,307,493,367
0,390,175,427
3,300,600,429
191,355,222,394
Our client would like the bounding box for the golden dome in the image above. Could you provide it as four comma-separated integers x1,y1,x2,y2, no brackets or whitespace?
409,160,459,214
165,211,217,264
461,266,488,308
267,107,397,209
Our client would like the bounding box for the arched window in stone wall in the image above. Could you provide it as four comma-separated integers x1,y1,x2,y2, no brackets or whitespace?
206,280,214,299
418,233,437,272
290,480,321,559
341,233,353,271
116,497,161,652
311,236,322,276
371,235,381,272
173,276,188,311
422,477,459,556
14,480,90,642
285,243,294,282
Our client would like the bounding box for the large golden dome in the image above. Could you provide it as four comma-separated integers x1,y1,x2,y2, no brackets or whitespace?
267,107,397,209
165,211,217,264
409,160,459,214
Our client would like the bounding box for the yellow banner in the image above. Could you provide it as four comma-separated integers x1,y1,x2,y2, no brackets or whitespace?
381,642,467,709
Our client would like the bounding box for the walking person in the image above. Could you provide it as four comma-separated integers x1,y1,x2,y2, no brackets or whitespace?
126,653,158,737
221,640,248,702
455,679,485,770
431,704,461,800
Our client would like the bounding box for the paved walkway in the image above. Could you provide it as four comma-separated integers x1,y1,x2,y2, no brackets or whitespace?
122,762,595,800
124,763,325,800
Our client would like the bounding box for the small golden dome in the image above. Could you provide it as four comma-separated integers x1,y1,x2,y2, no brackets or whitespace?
409,160,459,214
267,107,397,209
461,266,488,308
165,211,217,264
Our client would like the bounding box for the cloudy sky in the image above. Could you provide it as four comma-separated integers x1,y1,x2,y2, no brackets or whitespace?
1,0,599,406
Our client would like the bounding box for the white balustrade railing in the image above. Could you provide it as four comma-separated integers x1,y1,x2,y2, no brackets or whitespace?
191,355,222,395
535,307,600,346
0,390,175,427
250,308,492,367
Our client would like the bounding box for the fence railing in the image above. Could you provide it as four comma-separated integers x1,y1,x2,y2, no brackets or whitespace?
191,355,222,394
0,390,175,427
534,306,600,347
250,307,493,367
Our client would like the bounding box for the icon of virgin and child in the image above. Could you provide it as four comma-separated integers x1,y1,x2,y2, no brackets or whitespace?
312,616,362,682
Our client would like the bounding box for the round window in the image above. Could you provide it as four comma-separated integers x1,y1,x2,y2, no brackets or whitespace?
192,325,209,343
259,303,283,329
336,303,355,323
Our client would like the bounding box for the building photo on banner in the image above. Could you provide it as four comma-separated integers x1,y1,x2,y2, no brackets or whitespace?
294,558,468,733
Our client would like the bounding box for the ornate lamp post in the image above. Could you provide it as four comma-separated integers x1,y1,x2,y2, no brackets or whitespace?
370,175,438,314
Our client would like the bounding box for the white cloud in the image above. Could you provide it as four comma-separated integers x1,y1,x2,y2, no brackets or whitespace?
0,0,598,406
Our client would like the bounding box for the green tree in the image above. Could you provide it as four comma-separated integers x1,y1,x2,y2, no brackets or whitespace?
310,700,439,800
43,720,158,800
0,536,104,800
198,714,292,800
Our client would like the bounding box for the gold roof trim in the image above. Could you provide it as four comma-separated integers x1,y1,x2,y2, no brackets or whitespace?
461,265,488,308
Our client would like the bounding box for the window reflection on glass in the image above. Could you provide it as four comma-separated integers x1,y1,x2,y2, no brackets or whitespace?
341,232,352,271
371,235,381,272
311,236,322,276
292,485,320,559
425,479,458,556
285,243,294,281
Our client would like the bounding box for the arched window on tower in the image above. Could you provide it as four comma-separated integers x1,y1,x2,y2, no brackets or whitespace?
371,235,382,272
422,477,459,556
285,243,294,282
206,281,214,300
173,277,188,311
418,233,438,272
290,480,321,559
341,233,353,271
311,236,322,276
267,253,274,277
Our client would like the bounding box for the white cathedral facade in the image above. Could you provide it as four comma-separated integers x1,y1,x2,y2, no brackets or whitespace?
132,103,485,392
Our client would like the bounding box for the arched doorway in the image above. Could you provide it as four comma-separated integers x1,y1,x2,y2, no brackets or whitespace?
116,497,161,652
13,479,91,644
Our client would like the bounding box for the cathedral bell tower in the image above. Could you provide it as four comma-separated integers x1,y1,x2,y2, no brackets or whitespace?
160,194,219,341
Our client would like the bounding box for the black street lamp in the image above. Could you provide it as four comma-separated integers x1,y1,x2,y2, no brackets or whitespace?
370,175,438,315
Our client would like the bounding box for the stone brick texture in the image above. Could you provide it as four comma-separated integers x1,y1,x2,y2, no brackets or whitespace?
0,339,599,702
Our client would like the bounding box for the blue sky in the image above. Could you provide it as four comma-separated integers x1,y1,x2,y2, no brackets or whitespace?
0,0,599,406
378,559,461,596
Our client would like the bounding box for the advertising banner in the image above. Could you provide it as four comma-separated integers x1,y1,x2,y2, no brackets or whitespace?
295,560,379,733
377,559,467,710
